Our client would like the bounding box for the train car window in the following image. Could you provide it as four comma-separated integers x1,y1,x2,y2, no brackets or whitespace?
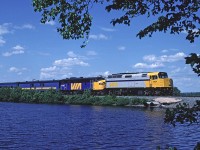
142,74,147,77
108,75,112,78
152,75,158,80
158,72,168,78
116,75,122,78
31,84,34,87
125,75,132,78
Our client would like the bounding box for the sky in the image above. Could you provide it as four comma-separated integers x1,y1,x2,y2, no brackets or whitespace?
0,1,200,92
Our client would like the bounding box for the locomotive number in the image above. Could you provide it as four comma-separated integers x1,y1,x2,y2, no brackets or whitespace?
71,83,82,90
110,82,118,87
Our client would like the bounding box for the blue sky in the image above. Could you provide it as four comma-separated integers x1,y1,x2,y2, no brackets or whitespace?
0,1,200,92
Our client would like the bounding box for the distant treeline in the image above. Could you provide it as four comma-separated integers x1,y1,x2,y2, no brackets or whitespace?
180,92,200,97
0,87,148,106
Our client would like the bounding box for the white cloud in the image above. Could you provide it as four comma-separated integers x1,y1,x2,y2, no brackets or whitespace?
67,51,77,58
40,66,73,79
22,24,35,29
101,27,116,32
0,37,6,46
159,52,186,62
13,45,24,50
161,49,168,53
9,67,27,75
134,62,164,69
9,67,19,72
104,71,110,76
14,24,35,29
40,51,89,79
118,46,126,51
2,45,25,57
143,55,156,62
45,20,56,26
0,23,12,35
54,58,89,67
86,51,97,56
41,66,57,72
89,34,108,40
133,52,186,69
143,52,186,63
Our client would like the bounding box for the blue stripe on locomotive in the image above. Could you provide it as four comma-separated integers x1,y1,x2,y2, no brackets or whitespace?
61,81,92,91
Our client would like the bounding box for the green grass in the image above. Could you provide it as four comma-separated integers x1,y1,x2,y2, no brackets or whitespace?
0,88,147,106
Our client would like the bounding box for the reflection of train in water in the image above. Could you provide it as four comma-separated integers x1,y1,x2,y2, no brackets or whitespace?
0,72,173,96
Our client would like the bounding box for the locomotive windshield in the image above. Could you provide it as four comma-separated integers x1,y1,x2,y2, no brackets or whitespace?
158,72,168,78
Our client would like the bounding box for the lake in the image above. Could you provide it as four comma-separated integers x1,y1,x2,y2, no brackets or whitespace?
0,101,199,149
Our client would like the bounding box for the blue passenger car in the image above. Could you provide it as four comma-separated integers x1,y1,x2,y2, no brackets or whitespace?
0,82,18,88
18,80,60,90
0,80,60,91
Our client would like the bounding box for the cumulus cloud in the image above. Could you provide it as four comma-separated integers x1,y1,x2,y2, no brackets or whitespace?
0,23,12,35
2,45,25,57
133,52,186,69
118,46,126,51
40,66,73,79
101,27,116,32
14,24,35,29
67,51,77,58
54,58,89,67
0,23,34,47
0,37,6,46
103,71,110,76
143,52,186,63
9,67,27,75
134,63,164,69
143,55,156,62
89,34,108,40
40,51,89,79
161,49,168,53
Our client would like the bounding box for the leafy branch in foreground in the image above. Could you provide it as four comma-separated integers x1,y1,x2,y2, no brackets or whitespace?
164,100,200,127
185,53,200,76
33,0,200,45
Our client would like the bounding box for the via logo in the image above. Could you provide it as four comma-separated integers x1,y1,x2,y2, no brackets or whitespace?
71,83,82,90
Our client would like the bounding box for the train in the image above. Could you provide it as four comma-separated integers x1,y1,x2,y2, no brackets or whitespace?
0,72,173,96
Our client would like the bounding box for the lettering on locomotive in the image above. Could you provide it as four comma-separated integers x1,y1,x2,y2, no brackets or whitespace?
71,83,82,90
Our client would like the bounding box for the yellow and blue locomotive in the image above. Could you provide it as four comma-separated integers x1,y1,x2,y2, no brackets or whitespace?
0,72,173,96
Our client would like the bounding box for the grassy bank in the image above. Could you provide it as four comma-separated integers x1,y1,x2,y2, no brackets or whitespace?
0,88,148,106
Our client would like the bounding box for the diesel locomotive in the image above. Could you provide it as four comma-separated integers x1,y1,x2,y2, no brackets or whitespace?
0,72,173,96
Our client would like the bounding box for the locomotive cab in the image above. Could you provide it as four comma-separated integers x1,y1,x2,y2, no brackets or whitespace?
147,72,173,95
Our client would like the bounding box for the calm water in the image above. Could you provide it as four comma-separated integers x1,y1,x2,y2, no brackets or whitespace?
0,102,199,150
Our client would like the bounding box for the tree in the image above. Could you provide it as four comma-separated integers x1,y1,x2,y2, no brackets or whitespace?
185,53,200,76
32,0,200,73
164,100,200,127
